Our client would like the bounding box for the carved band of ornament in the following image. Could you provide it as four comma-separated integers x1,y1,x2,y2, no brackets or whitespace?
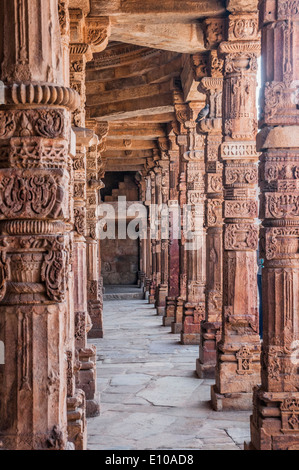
0,236,68,303
264,162,299,181
69,43,90,56
4,83,80,111
201,77,223,91
278,1,299,19
221,142,258,160
0,220,66,236
265,193,299,219
224,223,259,251
0,138,68,170
225,166,258,185
262,226,299,260
220,41,261,55
224,200,258,218
0,170,69,220
0,110,66,140
228,16,260,42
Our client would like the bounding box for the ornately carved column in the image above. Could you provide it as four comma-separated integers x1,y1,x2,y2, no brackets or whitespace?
197,50,224,378
149,170,157,304
211,9,261,410
171,103,189,334
249,0,299,450
164,131,180,327
156,142,170,316
153,165,163,313
85,132,105,339
181,102,207,345
69,10,101,418
0,0,80,450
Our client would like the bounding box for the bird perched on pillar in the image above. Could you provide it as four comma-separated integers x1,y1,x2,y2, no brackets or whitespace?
195,104,210,123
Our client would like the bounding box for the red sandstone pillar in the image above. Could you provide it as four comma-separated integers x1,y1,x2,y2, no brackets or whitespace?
181,102,207,345
248,0,299,450
149,170,157,304
197,50,224,378
0,0,80,450
211,9,261,411
171,104,189,334
164,132,180,326
156,145,170,316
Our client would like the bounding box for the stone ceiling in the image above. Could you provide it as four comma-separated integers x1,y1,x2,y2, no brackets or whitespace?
83,0,258,172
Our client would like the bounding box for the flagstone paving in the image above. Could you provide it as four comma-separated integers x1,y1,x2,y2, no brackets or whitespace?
87,294,251,450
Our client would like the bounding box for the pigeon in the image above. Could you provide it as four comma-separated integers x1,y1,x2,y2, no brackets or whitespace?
195,104,210,123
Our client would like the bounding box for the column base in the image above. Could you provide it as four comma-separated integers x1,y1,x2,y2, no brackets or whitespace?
211,385,253,411
248,389,299,450
171,322,182,334
163,316,174,326
86,395,100,418
181,332,201,345
196,358,215,379
88,328,103,339
156,306,165,316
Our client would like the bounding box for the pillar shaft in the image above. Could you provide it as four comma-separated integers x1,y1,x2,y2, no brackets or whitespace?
212,10,261,411
0,0,79,450
164,134,180,326
171,102,189,334
181,102,207,345
197,50,224,378
249,0,299,450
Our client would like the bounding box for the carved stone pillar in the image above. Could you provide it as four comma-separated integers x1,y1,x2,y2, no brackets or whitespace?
249,0,299,450
164,132,180,327
58,0,70,86
196,51,224,378
149,170,157,304
154,165,163,313
96,122,108,322
181,102,207,345
85,135,105,339
0,0,80,450
156,144,170,316
69,11,100,419
211,10,261,411
144,173,152,296
171,105,189,334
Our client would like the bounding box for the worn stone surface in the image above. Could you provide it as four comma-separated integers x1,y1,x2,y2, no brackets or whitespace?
87,295,251,450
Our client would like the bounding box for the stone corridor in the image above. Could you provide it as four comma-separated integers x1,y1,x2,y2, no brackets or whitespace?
87,292,250,450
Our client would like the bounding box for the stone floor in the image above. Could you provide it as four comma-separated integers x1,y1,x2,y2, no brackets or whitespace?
87,291,251,450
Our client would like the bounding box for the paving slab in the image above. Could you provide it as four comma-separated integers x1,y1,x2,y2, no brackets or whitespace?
87,290,251,450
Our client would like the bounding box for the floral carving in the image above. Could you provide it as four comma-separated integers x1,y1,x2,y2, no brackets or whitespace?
225,223,258,250
0,172,66,219
41,246,67,302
